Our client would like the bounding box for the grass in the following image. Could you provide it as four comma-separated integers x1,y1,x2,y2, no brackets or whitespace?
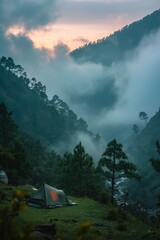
0,184,160,240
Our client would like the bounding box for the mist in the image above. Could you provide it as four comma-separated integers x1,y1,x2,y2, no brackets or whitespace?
0,0,160,152
1,28,160,147
33,29,160,145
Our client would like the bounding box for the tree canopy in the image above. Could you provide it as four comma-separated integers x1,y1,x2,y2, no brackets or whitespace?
99,139,140,204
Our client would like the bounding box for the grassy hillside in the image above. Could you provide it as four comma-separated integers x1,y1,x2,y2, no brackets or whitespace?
0,184,159,240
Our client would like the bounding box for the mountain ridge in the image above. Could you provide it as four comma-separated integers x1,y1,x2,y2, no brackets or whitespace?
0,56,92,149
71,9,160,66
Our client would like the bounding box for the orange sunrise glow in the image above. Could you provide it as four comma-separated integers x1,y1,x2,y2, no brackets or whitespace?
6,19,130,52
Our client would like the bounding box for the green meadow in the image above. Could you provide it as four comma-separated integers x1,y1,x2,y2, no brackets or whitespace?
0,184,159,240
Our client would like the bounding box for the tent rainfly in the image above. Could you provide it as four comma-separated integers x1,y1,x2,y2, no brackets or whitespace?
27,183,77,208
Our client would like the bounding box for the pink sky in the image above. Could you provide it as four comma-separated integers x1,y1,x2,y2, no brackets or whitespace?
6,0,160,52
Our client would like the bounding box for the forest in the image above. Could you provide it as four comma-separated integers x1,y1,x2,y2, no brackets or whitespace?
1,8,160,239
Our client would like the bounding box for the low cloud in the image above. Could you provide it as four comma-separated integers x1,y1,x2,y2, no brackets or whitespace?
53,131,106,162
53,42,70,58
106,29,160,125
0,15,160,146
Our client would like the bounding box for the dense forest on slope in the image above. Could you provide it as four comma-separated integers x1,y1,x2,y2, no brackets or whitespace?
71,9,160,66
70,8,160,208
127,108,160,207
0,56,92,149
1,9,160,209
0,102,105,199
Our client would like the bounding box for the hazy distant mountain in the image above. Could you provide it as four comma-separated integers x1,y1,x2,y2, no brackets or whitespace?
127,109,160,207
71,9,160,66
0,56,91,148
70,9,160,208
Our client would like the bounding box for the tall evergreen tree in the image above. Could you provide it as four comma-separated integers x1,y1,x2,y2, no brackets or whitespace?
11,139,32,185
0,102,18,147
139,111,148,125
132,124,140,136
58,142,104,198
150,140,160,172
150,140,160,207
99,139,140,204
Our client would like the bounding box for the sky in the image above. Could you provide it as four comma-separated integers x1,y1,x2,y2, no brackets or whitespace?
3,0,160,51
0,0,160,150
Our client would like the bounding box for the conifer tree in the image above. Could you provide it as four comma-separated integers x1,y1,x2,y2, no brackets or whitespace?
99,139,140,204
150,140,160,172
0,102,18,147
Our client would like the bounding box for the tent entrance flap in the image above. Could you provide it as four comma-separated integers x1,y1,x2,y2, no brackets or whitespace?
50,191,59,201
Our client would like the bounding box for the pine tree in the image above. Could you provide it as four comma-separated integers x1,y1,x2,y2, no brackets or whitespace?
58,142,104,198
99,139,140,204
150,140,160,172
0,102,18,147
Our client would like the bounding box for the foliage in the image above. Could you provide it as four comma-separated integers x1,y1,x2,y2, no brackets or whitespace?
107,208,119,221
0,189,35,240
10,139,32,185
149,140,160,210
132,124,140,136
0,57,91,147
116,221,127,231
99,139,140,204
97,189,111,204
139,111,148,124
0,103,33,185
77,221,92,240
56,142,105,198
106,207,128,222
150,140,160,172
1,184,160,240
71,9,160,66
0,102,102,193
0,102,18,147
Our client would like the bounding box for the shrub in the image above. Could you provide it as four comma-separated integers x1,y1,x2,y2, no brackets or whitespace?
116,221,127,231
117,208,128,221
98,190,111,204
106,208,118,221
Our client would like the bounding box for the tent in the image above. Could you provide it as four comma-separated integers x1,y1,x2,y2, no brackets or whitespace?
27,183,76,208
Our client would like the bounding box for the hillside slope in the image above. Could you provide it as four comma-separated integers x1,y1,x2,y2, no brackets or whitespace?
127,108,160,207
1,184,160,240
0,57,91,148
71,9,160,66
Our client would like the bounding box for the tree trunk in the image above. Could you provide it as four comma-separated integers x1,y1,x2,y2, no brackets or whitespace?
111,154,116,205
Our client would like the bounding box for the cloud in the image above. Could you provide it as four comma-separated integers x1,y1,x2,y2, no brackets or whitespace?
106,29,160,124
36,46,120,119
0,5,160,146
53,42,70,58
0,0,59,30
0,29,10,57
92,28,160,144
57,0,160,25
75,38,90,44
53,131,106,162
42,29,160,144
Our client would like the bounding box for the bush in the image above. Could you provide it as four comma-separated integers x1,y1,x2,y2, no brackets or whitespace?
98,190,111,204
106,207,128,222
106,208,118,221
117,207,128,221
116,221,127,231
0,189,35,240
